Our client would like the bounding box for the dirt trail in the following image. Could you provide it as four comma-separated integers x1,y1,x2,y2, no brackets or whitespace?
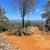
0,27,50,50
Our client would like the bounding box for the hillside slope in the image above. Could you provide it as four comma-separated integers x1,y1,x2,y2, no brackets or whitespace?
0,27,50,50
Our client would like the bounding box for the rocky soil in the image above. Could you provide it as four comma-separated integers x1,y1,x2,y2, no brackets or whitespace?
0,27,50,50
0,35,20,50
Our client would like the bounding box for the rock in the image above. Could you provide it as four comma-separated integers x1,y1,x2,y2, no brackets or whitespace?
23,31,27,35
14,45,20,50
4,44,13,50
0,42,6,49
0,48,4,50
0,34,20,50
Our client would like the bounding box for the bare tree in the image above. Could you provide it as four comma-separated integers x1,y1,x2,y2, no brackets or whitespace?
10,0,38,28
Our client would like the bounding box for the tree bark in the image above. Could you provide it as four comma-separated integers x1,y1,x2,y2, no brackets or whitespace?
46,19,48,28
22,16,24,28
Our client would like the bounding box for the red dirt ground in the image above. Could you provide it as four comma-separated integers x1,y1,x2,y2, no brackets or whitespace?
0,27,50,50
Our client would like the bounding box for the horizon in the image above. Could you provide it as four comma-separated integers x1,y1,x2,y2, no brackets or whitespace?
9,20,46,24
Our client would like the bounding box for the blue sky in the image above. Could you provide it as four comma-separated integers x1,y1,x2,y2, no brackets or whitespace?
0,0,48,20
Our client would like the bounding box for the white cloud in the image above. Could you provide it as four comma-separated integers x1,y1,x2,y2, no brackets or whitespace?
35,9,40,12
41,12,45,14
28,9,40,14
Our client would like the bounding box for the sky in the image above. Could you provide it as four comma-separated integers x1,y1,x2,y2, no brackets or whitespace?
0,0,48,20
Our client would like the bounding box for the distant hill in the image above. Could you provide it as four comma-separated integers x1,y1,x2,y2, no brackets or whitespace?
9,20,46,24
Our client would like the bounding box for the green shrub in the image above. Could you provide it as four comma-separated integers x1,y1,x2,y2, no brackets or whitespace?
2,27,8,32
0,21,22,32
26,32,30,35
0,21,10,32
25,21,31,28
33,23,41,28
47,24,50,30
33,23,45,30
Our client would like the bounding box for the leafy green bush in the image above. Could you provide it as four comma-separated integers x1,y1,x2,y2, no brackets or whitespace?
33,23,41,28
9,22,22,30
2,27,8,32
47,24,50,30
33,23,45,30
25,21,31,28
26,32,30,35
0,21,10,32
0,20,22,32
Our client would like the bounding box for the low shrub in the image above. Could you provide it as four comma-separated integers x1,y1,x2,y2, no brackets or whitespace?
26,32,30,35
2,27,8,32
25,21,31,28
47,24,50,30
0,21,9,32
33,23,45,30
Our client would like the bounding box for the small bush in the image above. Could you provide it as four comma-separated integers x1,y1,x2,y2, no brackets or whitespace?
47,24,50,30
26,32,30,35
0,20,22,32
33,23,45,30
0,21,9,32
2,26,8,32
25,21,31,28
0,21,16,32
